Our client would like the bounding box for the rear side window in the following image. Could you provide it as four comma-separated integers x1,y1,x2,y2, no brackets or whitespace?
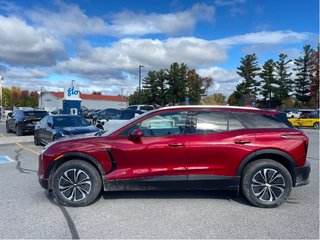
188,111,228,134
233,112,289,128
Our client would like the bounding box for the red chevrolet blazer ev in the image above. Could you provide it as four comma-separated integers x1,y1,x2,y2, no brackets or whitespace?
38,106,310,208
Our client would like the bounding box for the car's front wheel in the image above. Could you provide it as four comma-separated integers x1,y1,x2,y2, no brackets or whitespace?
34,133,41,146
16,124,23,136
6,123,11,133
313,122,319,130
51,160,102,207
241,159,292,208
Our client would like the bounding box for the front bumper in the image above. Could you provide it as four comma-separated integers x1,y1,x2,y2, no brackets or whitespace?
38,175,49,189
294,161,311,187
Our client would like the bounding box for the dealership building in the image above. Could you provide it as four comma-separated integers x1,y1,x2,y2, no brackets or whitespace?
39,91,129,112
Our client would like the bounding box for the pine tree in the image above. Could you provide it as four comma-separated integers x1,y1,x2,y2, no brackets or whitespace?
293,45,314,105
236,54,261,106
166,63,188,105
260,59,277,108
309,46,319,108
275,53,293,106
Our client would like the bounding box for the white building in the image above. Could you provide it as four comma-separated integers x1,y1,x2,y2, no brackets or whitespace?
39,92,128,111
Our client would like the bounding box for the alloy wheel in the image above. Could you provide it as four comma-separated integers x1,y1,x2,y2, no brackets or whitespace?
251,168,285,202
58,169,92,202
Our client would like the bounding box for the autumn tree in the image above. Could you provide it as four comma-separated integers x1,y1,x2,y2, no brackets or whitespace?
201,93,226,105
186,70,213,104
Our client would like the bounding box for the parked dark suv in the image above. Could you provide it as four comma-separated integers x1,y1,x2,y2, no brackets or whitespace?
6,109,48,136
38,106,310,208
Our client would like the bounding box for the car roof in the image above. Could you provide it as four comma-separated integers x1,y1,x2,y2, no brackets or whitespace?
158,105,277,115
51,114,82,117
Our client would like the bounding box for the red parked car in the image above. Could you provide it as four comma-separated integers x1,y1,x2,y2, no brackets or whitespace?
38,106,310,208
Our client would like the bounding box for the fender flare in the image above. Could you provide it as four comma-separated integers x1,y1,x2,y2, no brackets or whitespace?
237,149,296,176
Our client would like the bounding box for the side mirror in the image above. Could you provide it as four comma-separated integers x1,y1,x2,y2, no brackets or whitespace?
47,122,53,128
128,129,143,142
7,113,12,118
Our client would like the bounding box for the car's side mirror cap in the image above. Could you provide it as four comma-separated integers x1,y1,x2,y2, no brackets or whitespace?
128,129,143,142
48,122,53,128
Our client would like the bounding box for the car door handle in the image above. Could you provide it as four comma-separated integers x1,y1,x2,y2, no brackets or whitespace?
168,143,184,147
234,140,251,144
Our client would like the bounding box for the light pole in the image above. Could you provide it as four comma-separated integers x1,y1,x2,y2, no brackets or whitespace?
0,76,4,119
138,65,144,103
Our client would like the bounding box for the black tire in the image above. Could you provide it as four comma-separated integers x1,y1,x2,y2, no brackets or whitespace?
96,124,103,130
34,134,41,146
313,122,319,130
241,159,292,208
51,160,102,207
6,123,11,133
16,124,23,136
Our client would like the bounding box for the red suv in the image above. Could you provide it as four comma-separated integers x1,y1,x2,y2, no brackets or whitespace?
38,106,310,208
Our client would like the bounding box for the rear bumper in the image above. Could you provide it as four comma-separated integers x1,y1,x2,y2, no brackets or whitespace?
294,161,311,187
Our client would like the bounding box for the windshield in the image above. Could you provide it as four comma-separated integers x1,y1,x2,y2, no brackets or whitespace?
54,116,91,127
102,110,150,136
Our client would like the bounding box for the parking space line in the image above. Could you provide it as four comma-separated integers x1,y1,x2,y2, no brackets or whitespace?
0,133,4,137
15,142,40,156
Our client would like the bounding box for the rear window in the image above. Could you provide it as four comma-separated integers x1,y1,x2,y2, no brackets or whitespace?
24,111,48,118
127,106,138,110
54,116,90,127
233,112,290,128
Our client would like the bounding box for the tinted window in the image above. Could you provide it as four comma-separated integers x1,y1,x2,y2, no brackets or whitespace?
192,111,228,134
53,116,90,127
127,106,138,110
233,112,289,128
120,111,135,120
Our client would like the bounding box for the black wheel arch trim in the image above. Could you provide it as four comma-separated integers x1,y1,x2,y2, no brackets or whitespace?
237,149,296,178
46,151,108,189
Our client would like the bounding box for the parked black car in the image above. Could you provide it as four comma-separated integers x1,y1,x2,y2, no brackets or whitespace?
6,109,48,136
92,108,120,124
34,114,101,145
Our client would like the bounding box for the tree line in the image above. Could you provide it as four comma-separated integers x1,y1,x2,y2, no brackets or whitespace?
228,44,319,109
129,62,214,106
1,87,39,108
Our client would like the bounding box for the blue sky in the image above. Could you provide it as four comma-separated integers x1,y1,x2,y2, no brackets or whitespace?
0,0,318,97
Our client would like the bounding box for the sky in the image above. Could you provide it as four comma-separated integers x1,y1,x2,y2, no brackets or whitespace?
0,0,318,98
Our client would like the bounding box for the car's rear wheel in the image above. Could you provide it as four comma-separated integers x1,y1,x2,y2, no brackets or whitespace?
51,160,102,207
313,122,319,130
241,159,292,208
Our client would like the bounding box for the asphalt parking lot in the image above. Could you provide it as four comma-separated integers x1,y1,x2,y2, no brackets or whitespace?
0,120,319,239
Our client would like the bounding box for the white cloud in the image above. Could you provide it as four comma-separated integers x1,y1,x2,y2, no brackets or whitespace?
198,66,240,97
215,31,311,46
26,2,214,37
0,16,65,66
57,37,227,77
